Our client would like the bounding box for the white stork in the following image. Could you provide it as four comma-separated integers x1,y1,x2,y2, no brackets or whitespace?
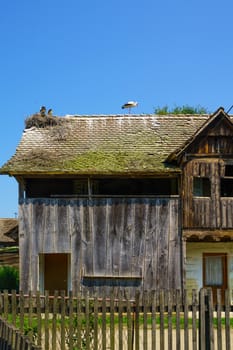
121,101,138,113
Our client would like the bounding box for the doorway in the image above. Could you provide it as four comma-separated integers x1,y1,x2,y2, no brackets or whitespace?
43,253,69,295
203,253,227,303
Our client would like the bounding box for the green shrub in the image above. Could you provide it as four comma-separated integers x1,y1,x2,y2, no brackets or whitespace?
0,265,19,292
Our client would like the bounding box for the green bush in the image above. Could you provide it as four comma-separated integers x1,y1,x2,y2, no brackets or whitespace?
0,265,19,292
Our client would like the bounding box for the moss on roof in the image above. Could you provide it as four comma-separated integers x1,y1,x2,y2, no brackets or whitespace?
0,113,213,176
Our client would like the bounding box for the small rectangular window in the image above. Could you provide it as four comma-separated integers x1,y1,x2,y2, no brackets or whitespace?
221,178,233,197
225,165,233,176
193,177,211,197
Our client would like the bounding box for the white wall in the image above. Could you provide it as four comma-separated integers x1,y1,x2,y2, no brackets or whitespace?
185,242,233,299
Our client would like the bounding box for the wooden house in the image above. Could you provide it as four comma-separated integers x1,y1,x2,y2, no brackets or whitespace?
1,107,233,298
0,219,18,268
0,219,18,248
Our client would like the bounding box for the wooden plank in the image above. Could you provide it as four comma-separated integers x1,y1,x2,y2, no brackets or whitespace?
110,290,115,350
52,291,58,350
92,201,108,291
28,291,33,342
93,295,98,350
120,201,134,277
60,290,66,350
56,201,69,251
84,292,90,350
159,290,165,350
175,289,181,350
19,203,31,292
199,289,206,350
70,201,84,293
19,291,24,333
207,288,215,350
225,289,231,350
68,291,74,350
126,291,133,350
118,291,123,350
151,291,157,350
143,291,148,350
167,290,173,350
36,291,42,347
192,289,198,350
216,289,222,350
184,289,189,350
44,291,49,350
102,292,107,350
156,200,170,289
134,291,140,350
133,200,146,277
76,293,82,350
11,290,17,327
108,199,124,277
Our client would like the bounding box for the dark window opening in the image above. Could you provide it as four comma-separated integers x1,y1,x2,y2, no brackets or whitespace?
92,178,178,196
193,177,211,197
225,165,233,176
26,179,88,198
221,178,233,197
25,178,178,198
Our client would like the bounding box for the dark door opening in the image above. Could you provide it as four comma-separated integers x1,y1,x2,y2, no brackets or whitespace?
43,253,69,295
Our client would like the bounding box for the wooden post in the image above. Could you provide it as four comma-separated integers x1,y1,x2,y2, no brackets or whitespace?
199,288,214,350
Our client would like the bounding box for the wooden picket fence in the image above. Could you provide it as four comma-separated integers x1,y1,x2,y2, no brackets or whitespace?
0,288,232,350
0,316,41,349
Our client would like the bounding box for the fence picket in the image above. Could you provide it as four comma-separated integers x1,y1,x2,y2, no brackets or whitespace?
44,291,49,350
118,290,123,350
68,291,74,350
184,289,189,350
217,289,222,350
11,290,17,327
192,289,198,350
60,290,66,350
159,289,165,350
36,291,42,347
143,290,148,350
110,290,115,350
85,291,90,350
176,289,181,350
167,289,173,350
151,290,156,350
102,292,107,350
126,290,133,350
0,288,232,350
93,294,98,350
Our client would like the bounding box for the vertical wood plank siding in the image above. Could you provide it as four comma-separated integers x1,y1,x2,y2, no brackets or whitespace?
19,197,181,293
183,159,233,228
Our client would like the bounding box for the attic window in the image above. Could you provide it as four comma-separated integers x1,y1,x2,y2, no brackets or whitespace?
193,177,211,197
225,165,233,176
92,178,178,196
221,178,233,197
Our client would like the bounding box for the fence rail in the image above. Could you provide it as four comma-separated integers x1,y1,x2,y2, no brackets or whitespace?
0,288,232,350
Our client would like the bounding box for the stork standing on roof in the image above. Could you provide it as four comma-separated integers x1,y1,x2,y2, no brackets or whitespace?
121,101,138,113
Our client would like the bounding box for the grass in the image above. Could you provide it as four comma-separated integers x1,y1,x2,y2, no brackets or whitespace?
5,313,233,331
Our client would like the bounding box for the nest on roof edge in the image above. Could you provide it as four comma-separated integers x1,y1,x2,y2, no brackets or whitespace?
25,113,63,129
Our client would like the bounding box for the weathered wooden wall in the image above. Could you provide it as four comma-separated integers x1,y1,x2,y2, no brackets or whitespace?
182,158,233,228
19,197,182,294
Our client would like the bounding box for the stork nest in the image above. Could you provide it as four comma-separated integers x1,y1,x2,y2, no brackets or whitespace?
25,113,63,129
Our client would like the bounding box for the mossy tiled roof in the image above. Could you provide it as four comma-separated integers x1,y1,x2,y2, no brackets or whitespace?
0,113,213,176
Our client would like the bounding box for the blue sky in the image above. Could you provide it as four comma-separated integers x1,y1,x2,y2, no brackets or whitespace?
1,0,233,217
